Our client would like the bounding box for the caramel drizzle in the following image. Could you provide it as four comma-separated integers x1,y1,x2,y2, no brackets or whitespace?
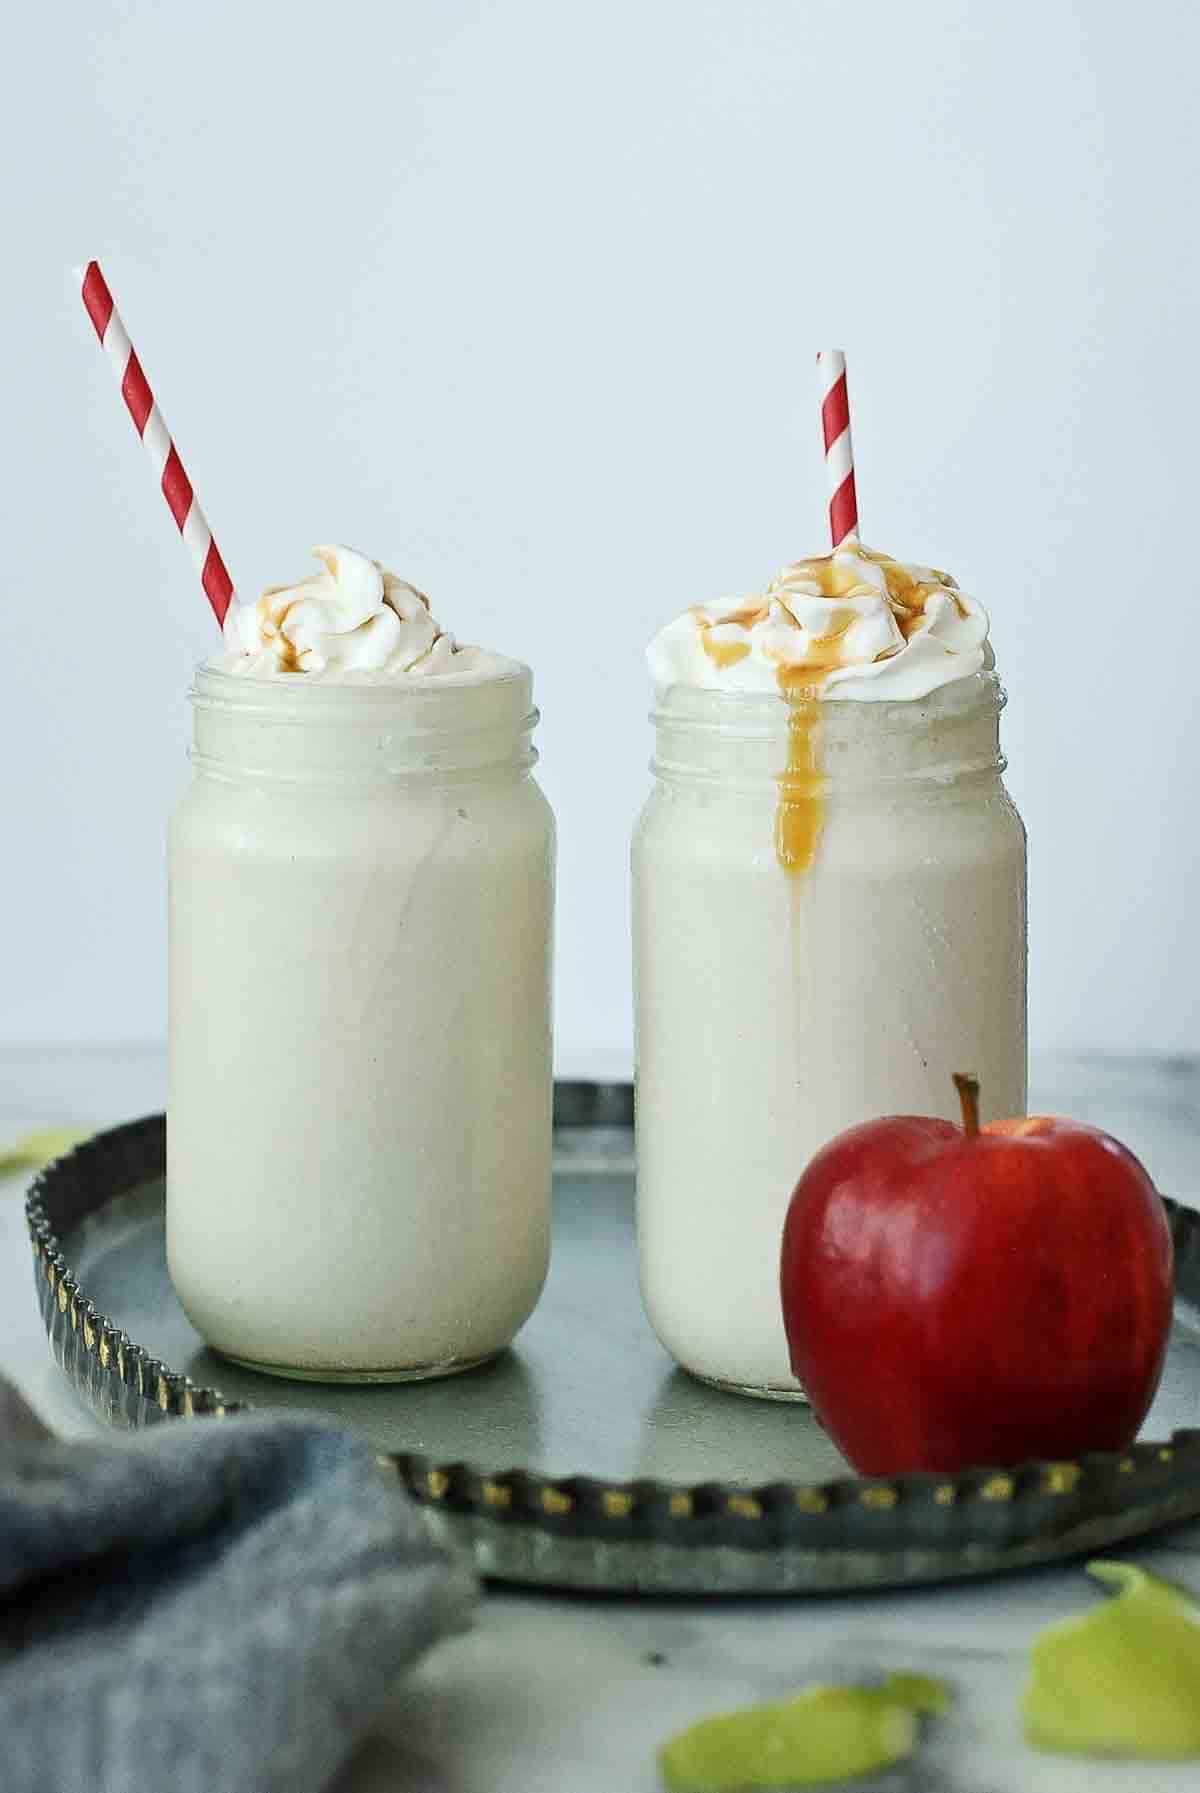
769,545,968,636
773,615,859,878
254,571,439,675
776,680,823,875
257,595,307,674
698,546,966,877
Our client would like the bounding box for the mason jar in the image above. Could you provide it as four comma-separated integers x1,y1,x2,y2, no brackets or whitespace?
168,664,555,1381
633,671,1026,1398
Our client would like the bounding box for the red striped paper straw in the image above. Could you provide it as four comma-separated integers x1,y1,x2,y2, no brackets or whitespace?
78,262,235,626
816,349,859,550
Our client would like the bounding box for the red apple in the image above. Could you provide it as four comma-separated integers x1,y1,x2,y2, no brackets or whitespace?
780,1075,1174,1476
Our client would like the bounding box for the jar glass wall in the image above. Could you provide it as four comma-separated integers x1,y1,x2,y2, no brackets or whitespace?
168,665,555,1381
633,673,1026,1398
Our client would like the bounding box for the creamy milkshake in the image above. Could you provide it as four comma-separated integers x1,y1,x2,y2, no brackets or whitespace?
168,546,555,1380
633,543,1027,1396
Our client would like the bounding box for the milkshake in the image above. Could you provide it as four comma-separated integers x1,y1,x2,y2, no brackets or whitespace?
633,543,1027,1396
168,546,555,1380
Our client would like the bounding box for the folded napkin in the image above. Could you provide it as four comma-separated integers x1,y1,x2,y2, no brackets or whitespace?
0,1379,475,1793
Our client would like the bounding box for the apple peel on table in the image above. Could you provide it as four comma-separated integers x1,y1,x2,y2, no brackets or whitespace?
1024,1561,1200,1759
780,1076,1174,1476
657,1673,951,1791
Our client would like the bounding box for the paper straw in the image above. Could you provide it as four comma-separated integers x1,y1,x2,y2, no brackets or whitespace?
77,262,235,626
816,350,859,550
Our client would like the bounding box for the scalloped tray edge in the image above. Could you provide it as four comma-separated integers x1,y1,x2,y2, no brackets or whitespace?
25,1110,1200,1596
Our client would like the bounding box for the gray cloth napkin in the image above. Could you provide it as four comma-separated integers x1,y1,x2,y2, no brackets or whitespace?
0,1380,475,1793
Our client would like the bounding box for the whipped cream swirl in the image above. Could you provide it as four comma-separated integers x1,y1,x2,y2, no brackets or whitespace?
648,543,990,701
217,545,513,681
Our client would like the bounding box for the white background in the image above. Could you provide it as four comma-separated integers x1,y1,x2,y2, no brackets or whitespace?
3,0,1197,1067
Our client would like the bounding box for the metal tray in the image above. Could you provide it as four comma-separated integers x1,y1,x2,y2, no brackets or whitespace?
25,1087,1200,1596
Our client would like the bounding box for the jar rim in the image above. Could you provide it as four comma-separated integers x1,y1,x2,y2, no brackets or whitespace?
650,669,1003,737
187,659,539,782
193,657,531,704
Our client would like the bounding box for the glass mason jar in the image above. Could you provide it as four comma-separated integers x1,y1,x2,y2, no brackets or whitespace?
633,671,1027,1398
168,664,555,1381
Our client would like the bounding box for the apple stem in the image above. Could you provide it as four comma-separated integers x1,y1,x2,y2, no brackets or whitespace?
953,1072,981,1137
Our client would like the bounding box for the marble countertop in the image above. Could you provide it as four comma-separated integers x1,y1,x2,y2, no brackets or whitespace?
2,1043,1198,1793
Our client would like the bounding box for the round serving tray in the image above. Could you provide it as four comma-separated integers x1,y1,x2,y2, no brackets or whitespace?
25,1089,1200,1597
